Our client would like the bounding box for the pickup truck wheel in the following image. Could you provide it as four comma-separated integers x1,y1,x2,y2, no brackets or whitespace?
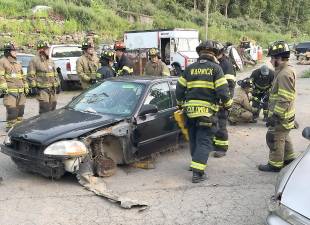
58,72,69,91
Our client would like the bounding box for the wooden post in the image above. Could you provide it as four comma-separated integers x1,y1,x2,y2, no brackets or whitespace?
205,0,209,41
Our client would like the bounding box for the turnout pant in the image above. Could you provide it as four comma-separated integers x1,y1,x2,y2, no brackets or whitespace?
3,93,26,129
37,88,57,114
266,124,296,168
228,106,253,124
187,117,216,173
214,108,229,152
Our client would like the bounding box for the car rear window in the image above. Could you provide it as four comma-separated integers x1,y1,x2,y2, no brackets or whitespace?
52,46,83,58
296,42,310,48
16,55,34,67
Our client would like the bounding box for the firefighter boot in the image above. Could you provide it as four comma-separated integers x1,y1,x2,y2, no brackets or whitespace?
192,171,207,183
214,151,226,158
284,159,295,166
258,163,281,172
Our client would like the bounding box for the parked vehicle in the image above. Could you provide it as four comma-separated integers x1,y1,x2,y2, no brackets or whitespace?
1,76,181,179
295,41,310,60
16,53,35,75
50,45,83,90
266,127,310,225
124,28,199,75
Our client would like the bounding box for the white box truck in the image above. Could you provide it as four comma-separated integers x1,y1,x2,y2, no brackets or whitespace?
124,28,199,75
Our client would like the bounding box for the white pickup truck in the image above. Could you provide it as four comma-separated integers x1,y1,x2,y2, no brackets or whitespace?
50,45,83,90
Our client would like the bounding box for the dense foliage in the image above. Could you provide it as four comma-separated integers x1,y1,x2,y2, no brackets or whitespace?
0,0,308,47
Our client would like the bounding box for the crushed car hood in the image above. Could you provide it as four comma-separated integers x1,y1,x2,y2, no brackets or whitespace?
9,108,126,145
281,147,310,219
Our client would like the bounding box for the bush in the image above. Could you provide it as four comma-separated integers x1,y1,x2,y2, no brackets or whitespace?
301,70,310,78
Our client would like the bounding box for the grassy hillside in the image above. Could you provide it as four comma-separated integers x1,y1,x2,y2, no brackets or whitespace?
0,0,309,49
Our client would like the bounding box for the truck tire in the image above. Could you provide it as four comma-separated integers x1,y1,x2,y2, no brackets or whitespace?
58,72,69,91
172,63,182,77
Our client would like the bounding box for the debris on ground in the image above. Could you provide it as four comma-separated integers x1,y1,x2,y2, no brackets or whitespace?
130,159,156,169
77,156,149,210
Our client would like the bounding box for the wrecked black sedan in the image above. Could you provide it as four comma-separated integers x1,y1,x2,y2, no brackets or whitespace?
1,76,180,178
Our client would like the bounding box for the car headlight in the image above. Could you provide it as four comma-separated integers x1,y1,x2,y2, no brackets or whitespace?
274,204,310,225
44,140,88,157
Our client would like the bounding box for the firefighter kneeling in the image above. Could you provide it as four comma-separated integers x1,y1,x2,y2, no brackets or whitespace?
228,78,257,125
176,41,232,183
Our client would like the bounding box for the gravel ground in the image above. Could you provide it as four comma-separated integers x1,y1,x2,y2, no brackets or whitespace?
0,60,309,225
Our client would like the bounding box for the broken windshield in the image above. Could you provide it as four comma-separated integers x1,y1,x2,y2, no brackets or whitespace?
68,81,145,116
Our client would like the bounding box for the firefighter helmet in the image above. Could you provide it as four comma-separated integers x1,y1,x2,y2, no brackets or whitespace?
3,42,17,53
37,40,50,50
114,41,126,51
196,40,220,55
267,41,290,58
237,78,253,89
214,41,225,55
81,40,94,50
148,48,160,57
100,50,115,61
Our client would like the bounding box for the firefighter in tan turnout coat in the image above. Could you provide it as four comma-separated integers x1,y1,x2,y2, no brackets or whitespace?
0,43,28,131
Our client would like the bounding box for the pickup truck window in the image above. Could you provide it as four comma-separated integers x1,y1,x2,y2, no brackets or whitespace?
144,82,172,111
52,46,83,58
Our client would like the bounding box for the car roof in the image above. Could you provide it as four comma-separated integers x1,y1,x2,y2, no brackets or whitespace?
108,76,178,84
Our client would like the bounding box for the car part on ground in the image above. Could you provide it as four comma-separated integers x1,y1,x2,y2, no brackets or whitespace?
77,155,148,210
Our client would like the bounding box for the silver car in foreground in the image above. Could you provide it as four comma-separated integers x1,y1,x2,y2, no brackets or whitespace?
266,127,310,225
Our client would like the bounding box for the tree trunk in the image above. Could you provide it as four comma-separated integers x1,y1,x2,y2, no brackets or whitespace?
194,0,197,11
225,3,228,18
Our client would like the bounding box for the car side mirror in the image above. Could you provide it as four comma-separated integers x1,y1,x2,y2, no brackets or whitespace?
302,127,310,140
139,104,158,116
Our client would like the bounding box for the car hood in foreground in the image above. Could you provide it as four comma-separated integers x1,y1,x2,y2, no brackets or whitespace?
9,108,126,145
281,147,310,219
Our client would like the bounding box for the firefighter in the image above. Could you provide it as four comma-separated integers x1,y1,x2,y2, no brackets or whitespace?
28,40,60,114
144,48,170,76
228,78,256,125
76,40,100,89
176,40,232,183
114,41,133,76
213,42,236,157
97,50,115,80
0,42,28,131
259,41,297,172
250,64,275,120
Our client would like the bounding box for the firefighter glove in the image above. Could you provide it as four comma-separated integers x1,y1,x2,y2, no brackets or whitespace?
266,114,280,127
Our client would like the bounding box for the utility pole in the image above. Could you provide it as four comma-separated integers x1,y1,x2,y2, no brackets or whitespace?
205,0,209,41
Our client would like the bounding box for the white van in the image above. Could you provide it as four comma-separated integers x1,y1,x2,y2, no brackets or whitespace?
124,28,199,75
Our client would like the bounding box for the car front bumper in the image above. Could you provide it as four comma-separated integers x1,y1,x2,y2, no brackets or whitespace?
0,144,66,179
